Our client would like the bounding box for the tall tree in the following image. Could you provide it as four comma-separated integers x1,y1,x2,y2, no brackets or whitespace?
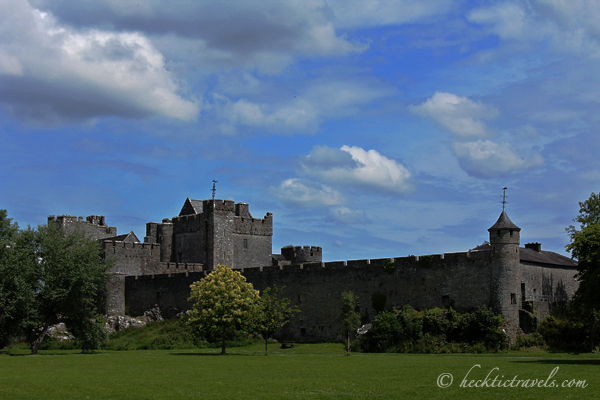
0,210,37,348
188,265,262,354
19,223,110,354
259,285,299,355
340,291,361,355
567,193,600,315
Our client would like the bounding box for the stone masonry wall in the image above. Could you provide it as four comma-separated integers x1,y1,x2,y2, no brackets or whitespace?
520,262,579,317
49,215,117,240
103,241,161,276
124,250,493,341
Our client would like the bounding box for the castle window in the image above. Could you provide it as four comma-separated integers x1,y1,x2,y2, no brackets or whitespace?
511,293,517,304
243,239,248,250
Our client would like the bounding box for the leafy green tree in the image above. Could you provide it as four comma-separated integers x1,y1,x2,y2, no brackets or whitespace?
19,223,111,354
259,285,299,355
340,291,361,355
188,265,262,354
0,210,37,348
567,192,600,316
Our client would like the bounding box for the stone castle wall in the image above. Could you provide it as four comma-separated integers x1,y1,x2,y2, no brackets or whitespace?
124,250,493,341
49,215,117,240
520,262,578,317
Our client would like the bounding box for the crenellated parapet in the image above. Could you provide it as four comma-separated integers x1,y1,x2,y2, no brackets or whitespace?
49,214,117,239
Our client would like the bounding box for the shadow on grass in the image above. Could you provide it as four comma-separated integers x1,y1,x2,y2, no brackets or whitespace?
512,359,600,366
170,352,257,356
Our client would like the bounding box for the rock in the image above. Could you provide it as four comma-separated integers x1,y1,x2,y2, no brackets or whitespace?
142,305,163,322
104,315,146,334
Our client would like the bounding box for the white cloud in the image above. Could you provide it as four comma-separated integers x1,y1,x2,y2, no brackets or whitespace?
452,140,544,178
467,3,529,41
410,92,498,137
272,178,344,207
31,0,367,74
216,78,396,134
302,145,415,195
0,0,198,122
467,0,600,58
328,207,367,224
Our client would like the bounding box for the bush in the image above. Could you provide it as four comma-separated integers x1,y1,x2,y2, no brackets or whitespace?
357,306,507,353
537,315,587,351
511,332,546,350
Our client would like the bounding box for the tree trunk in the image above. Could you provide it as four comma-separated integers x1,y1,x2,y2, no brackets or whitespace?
31,319,51,355
346,331,350,356
221,334,226,355
265,330,268,356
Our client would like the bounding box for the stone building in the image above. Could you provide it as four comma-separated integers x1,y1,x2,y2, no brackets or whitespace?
49,198,578,341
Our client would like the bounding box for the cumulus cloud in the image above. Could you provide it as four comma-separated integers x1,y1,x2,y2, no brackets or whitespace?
272,178,344,207
452,140,544,178
31,0,367,74
302,145,414,194
410,92,498,137
412,92,545,178
0,0,198,122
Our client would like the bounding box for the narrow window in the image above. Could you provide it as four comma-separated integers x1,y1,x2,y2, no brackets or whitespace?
511,293,517,304
243,239,248,249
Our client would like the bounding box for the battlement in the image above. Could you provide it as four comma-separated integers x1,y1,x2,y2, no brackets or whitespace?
171,214,203,223
102,240,160,250
49,214,117,239
49,214,107,226
203,199,235,213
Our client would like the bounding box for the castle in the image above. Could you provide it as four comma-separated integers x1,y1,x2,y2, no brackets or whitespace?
49,198,578,341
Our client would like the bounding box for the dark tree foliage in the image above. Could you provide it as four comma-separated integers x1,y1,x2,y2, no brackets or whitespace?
563,192,600,349
567,193,600,316
0,210,37,348
0,212,111,354
358,306,507,353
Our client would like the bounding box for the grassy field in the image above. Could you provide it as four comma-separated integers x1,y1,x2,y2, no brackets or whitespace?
0,343,598,399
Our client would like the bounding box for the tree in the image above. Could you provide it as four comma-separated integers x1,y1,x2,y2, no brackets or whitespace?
188,265,261,354
19,223,111,354
566,193,600,349
340,291,361,355
259,285,299,355
567,192,600,315
0,210,37,348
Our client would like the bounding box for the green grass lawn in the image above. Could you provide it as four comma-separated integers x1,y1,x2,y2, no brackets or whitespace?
0,344,598,399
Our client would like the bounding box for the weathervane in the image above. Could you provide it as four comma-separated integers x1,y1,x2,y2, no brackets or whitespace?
501,187,508,211
212,180,218,199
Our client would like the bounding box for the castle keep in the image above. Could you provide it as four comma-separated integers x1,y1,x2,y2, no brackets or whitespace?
49,198,578,341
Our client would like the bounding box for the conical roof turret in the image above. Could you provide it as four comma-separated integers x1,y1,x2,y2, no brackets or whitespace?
488,211,520,231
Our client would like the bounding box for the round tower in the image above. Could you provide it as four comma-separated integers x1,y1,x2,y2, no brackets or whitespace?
488,211,521,335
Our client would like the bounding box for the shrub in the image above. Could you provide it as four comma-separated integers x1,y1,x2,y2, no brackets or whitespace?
357,306,507,353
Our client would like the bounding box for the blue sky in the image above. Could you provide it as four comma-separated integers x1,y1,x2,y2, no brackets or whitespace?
1,0,599,261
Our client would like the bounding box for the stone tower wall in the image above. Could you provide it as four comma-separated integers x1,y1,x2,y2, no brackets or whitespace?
172,214,206,264
489,226,521,335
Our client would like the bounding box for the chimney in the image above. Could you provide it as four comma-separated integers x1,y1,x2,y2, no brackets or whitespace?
525,242,541,252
